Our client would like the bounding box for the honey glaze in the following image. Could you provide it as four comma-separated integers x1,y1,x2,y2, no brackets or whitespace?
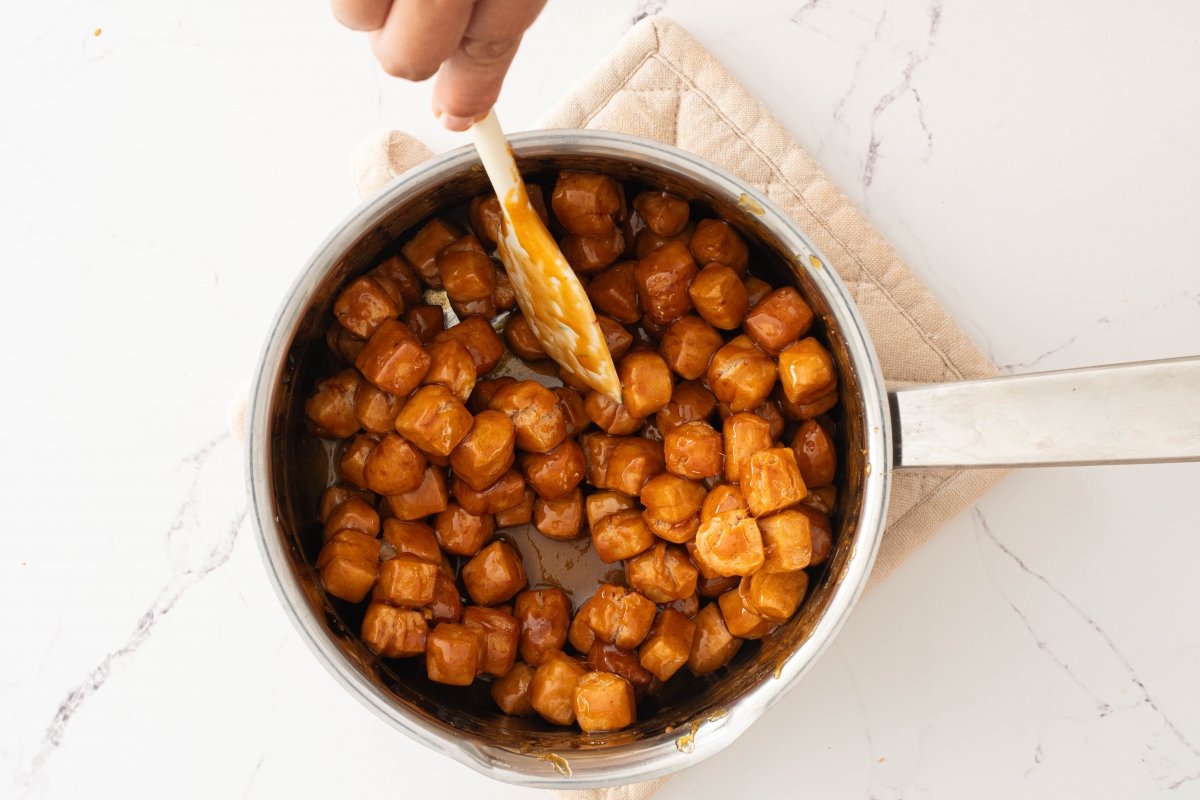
536,752,573,777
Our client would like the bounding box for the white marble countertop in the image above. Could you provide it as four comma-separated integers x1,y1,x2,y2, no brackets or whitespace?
5,1,1199,797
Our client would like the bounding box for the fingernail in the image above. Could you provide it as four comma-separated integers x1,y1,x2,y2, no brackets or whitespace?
441,114,476,132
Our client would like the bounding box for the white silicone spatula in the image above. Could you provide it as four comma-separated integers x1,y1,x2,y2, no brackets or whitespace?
469,110,622,402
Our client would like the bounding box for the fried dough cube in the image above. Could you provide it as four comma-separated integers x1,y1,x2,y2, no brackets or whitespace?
739,569,809,624
503,312,547,361
327,320,367,364
638,609,696,682
449,410,516,491
374,554,439,608
686,602,743,677
791,419,837,491
688,219,749,275
321,484,375,523
488,380,567,453
659,315,722,380
635,219,694,259
476,372,519,416
461,540,527,605
792,505,833,566
584,389,644,435
693,509,764,577
492,268,516,310
717,589,773,639
581,433,619,488
722,412,772,484
552,171,622,235
618,351,674,418
381,519,441,564
707,334,777,412
640,473,706,524
492,662,536,716
554,386,589,438
572,671,636,733
494,487,535,528
322,495,379,542
697,574,739,598
393,385,473,458
515,588,573,666
334,275,402,339
585,491,638,531
757,510,814,573
700,483,747,522
355,320,432,396
633,190,689,237
778,337,837,405
363,433,427,495
316,530,381,603
801,484,838,515
521,439,585,500
361,603,428,658
451,295,498,322
667,592,700,617
562,227,625,274
425,623,485,686
688,263,749,329
655,380,717,432
663,420,723,480
604,438,665,496
383,466,449,520
435,315,505,374
584,585,657,650
420,338,477,403
634,239,698,325
401,218,460,288
433,503,494,556
373,253,423,306
591,508,655,563
530,651,588,725
568,598,597,654
468,194,503,247
586,643,653,701
355,382,404,434
586,260,641,324
743,287,815,354
743,275,772,307
625,542,698,603
534,488,584,541
463,605,521,678
306,368,362,439
597,314,634,361
339,433,379,489
452,469,526,516
740,447,807,517
438,235,496,302
403,304,445,344
644,513,698,544
427,572,464,624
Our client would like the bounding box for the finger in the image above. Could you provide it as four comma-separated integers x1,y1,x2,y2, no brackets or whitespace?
432,0,548,129
369,0,476,82
329,0,393,32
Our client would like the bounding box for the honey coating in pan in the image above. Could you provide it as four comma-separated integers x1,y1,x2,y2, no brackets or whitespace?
304,171,846,733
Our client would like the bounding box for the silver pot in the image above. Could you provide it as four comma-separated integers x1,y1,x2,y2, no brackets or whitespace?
246,131,1199,788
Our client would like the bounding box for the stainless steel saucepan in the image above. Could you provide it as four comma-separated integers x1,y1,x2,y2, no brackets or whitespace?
246,131,1200,789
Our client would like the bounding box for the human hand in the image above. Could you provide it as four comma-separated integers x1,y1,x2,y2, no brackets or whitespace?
331,0,548,130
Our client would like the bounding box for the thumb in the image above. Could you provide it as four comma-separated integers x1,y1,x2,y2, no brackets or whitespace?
431,35,523,131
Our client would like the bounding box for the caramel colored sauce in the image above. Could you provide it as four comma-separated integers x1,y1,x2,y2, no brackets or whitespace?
536,752,572,777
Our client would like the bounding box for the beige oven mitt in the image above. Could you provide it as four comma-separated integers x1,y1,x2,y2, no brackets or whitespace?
351,16,1006,799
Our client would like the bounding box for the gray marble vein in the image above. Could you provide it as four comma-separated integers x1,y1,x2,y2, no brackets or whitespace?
632,0,667,26
15,435,247,797
973,509,1200,790
862,0,942,193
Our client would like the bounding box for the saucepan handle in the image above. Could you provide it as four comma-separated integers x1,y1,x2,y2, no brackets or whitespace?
889,356,1200,468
